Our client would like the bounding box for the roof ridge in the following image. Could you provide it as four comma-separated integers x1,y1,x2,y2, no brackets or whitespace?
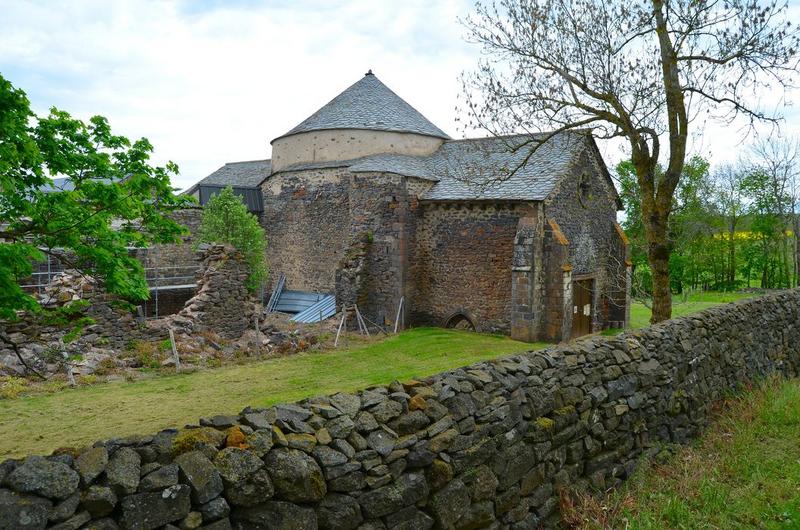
224,158,271,165
443,130,587,143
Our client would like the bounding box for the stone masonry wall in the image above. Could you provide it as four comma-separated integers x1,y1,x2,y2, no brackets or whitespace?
1,291,797,530
543,145,627,335
261,168,351,294
346,172,417,328
263,167,415,328
0,245,253,377
132,208,203,284
412,202,523,334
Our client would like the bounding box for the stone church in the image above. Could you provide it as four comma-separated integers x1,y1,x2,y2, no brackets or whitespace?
187,71,631,342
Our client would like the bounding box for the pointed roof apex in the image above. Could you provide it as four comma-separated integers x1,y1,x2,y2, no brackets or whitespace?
365,69,374,76
273,72,450,143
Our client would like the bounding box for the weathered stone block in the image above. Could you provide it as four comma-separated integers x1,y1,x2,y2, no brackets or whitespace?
118,485,191,530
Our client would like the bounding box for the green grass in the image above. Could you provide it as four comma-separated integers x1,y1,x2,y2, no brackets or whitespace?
0,327,540,459
629,290,755,329
562,378,800,529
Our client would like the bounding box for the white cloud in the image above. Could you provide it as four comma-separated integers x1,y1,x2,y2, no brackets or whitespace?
0,0,475,189
1,0,797,191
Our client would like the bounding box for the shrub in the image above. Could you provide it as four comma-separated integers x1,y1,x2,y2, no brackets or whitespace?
0,376,28,399
79,374,98,386
93,357,118,376
197,186,268,290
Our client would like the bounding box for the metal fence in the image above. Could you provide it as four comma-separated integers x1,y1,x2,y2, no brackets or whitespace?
20,248,200,319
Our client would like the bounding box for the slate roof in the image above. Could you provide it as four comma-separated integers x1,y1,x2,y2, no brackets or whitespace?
345,132,588,201
274,71,450,141
185,159,271,194
40,177,75,192
422,134,584,201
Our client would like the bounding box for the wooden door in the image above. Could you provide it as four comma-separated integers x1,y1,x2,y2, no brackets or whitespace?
571,279,593,338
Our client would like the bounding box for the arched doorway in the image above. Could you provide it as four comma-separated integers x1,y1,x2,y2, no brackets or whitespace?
444,310,477,331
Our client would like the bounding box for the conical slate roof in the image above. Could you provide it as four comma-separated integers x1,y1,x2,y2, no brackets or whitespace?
274,71,450,141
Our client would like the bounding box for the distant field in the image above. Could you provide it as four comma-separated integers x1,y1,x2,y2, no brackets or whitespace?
0,327,540,458
629,291,755,329
562,378,800,529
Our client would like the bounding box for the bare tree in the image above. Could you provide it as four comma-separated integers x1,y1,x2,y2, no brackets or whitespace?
461,0,798,322
749,134,800,286
714,162,748,287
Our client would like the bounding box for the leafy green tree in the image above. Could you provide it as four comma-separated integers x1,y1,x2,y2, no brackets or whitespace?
742,169,792,288
0,74,190,321
197,186,268,290
617,155,715,296
713,163,748,289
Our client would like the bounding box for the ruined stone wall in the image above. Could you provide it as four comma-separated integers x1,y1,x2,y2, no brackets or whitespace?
168,244,257,340
263,167,414,327
346,172,420,327
1,291,797,529
0,274,143,377
411,202,523,334
543,146,627,333
0,245,253,377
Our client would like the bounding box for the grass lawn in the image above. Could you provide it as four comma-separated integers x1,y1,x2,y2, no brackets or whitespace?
0,327,540,459
562,378,800,529
629,290,755,329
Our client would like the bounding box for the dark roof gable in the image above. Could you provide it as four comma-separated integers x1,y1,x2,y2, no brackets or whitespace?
185,159,271,195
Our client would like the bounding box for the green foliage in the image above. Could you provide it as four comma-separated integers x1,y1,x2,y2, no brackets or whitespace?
0,74,193,320
38,300,95,344
197,186,268,290
618,156,717,295
617,154,798,296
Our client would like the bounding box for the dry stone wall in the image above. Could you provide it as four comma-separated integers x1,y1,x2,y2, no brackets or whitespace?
1,290,798,529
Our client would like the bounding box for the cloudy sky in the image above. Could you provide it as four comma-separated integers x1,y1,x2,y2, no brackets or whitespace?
1,0,798,191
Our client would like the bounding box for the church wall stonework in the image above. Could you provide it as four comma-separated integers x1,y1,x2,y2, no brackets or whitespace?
411,202,523,334
258,137,627,342
2,290,797,529
543,147,628,334
262,167,415,327
261,168,352,294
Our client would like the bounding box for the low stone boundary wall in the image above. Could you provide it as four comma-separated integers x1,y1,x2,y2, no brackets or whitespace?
1,290,798,529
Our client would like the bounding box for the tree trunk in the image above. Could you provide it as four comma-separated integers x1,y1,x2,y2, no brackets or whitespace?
727,223,736,287
644,204,672,323
794,214,800,287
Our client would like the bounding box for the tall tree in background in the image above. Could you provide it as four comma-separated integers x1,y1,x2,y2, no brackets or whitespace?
749,135,799,286
617,155,715,296
714,163,748,287
462,0,798,323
